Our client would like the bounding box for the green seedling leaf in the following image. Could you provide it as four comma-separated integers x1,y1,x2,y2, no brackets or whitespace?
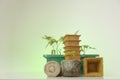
42,35,52,40
74,30,79,35
84,45,89,48
71,51,76,56
89,46,96,49
80,44,96,54
59,36,64,41
66,51,76,56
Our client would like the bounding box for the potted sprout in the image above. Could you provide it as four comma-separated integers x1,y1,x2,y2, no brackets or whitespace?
42,35,64,64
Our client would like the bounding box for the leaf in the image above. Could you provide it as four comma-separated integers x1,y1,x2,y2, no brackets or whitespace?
84,45,89,48
89,46,96,49
66,51,76,56
48,39,57,46
42,35,52,40
59,36,64,42
74,30,79,35
71,51,76,56
80,48,84,52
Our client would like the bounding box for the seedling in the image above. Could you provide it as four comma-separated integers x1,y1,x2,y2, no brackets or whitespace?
65,51,76,56
42,35,63,55
74,30,79,35
80,45,96,55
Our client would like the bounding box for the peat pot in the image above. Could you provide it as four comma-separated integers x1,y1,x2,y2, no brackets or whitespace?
84,57,103,77
63,35,80,42
80,54,100,76
44,61,61,77
65,55,80,60
64,46,80,51
63,40,80,46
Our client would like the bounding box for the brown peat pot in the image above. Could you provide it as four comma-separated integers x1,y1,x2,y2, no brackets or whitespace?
63,35,80,42
65,55,80,60
64,46,80,51
84,57,103,77
63,40,80,46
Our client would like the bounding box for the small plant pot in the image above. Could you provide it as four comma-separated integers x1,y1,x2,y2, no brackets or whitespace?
84,57,103,77
63,34,80,42
63,40,80,46
64,50,81,56
64,46,80,51
43,54,64,64
65,55,80,60
44,61,61,77
80,54,100,76
61,60,80,77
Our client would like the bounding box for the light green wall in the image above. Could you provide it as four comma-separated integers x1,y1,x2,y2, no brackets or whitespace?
0,0,120,79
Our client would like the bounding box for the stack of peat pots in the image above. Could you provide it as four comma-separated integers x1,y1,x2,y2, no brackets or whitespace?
63,34,81,60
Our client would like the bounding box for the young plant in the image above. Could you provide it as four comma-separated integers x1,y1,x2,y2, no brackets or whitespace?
74,30,79,35
65,51,76,56
80,45,96,55
42,35,63,55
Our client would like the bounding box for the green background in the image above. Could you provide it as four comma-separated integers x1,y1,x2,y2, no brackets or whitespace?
0,0,120,79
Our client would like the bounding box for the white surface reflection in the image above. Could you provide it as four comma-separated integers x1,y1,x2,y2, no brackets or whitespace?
45,77,104,80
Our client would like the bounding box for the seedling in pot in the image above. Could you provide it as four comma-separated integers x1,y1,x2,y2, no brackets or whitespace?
80,45,96,55
42,35,64,55
65,51,76,56
74,30,79,35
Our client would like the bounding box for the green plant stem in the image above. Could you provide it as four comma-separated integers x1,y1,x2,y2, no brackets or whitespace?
55,42,58,54
83,47,85,55
56,41,62,55
52,45,55,54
